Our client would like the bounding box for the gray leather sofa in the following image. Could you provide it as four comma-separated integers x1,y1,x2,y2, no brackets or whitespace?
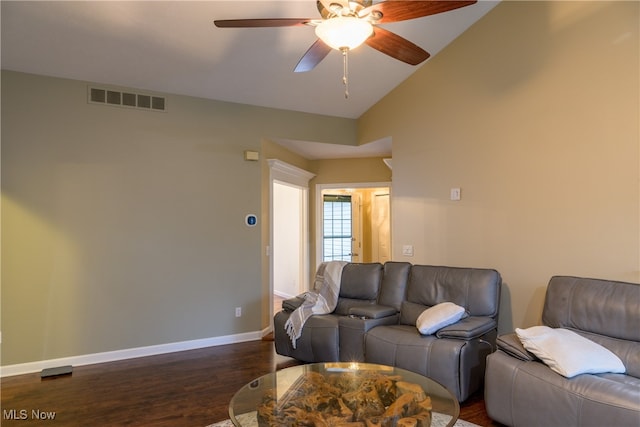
274,262,502,402
485,276,640,426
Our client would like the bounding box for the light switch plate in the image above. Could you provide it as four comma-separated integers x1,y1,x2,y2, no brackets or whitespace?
402,245,414,256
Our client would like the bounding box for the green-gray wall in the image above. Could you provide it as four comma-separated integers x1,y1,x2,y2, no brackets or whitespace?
1,71,356,365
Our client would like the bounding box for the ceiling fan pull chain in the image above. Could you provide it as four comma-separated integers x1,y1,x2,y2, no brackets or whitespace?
341,48,349,99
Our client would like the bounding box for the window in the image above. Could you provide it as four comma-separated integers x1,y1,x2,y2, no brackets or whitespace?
323,195,352,262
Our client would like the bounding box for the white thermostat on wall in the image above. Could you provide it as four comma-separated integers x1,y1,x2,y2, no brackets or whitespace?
245,214,258,227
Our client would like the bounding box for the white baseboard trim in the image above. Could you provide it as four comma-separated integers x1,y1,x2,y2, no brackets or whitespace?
1,330,263,378
274,290,295,299
261,325,273,336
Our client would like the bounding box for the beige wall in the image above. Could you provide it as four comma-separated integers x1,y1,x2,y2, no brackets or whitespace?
1,71,356,365
359,1,639,332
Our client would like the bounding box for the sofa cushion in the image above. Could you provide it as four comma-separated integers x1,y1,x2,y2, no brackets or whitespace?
377,262,411,311
399,301,429,326
542,276,640,342
339,263,383,299
406,265,501,317
577,330,640,378
416,302,466,335
516,326,626,378
334,263,383,316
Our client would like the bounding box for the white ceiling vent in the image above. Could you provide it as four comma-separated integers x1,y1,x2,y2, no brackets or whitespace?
88,86,166,112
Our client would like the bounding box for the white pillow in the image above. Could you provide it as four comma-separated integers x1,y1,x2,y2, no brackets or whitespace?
515,326,626,378
416,302,466,335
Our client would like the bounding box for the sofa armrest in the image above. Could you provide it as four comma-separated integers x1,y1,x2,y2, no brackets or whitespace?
348,305,397,319
495,333,536,361
436,316,496,340
282,296,305,312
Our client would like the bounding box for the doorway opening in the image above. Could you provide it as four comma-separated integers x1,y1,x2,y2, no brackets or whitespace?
273,181,306,299
268,160,315,330
316,183,391,269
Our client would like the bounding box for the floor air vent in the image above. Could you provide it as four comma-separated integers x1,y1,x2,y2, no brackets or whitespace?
88,86,166,112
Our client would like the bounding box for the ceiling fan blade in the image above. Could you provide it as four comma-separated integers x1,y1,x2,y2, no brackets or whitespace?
365,27,430,66
294,39,332,72
361,1,477,23
214,18,312,28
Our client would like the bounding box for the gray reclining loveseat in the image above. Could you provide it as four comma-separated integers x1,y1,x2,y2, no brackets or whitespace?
485,276,640,426
274,262,502,402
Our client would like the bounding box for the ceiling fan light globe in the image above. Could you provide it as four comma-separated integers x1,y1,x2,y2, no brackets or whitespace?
315,16,373,51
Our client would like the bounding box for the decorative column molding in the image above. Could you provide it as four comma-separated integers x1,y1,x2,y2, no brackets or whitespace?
268,159,315,187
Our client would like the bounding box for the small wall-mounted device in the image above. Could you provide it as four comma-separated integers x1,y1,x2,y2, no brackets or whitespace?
244,150,259,161
245,214,257,227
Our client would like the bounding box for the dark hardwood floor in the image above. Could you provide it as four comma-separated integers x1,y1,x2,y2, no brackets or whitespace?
1,340,500,426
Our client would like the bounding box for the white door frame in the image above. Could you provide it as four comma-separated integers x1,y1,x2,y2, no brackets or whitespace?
268,160,315,329
371,190,391,263
315,182,392,269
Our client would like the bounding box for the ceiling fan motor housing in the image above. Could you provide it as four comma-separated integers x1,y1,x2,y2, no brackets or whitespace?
317,0,373,19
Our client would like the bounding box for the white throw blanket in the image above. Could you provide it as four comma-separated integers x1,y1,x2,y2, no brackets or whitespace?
284,260,348,349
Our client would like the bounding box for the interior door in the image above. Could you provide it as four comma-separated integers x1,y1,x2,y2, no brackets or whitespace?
350,193,362,262
372,192,391,263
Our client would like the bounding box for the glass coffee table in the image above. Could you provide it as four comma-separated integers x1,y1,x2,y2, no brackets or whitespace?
229,362,459,427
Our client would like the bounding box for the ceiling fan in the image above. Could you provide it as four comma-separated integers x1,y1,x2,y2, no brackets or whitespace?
214,0,477,96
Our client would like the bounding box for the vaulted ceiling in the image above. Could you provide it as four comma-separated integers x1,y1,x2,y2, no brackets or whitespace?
1,1,498,120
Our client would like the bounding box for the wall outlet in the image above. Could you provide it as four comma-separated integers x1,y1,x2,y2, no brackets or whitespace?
235,307,242,317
